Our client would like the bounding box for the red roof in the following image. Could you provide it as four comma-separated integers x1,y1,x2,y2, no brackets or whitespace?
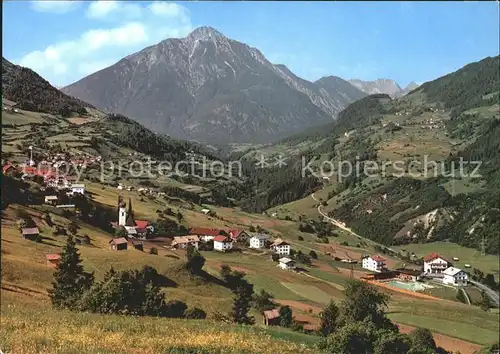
21,167,37,175
228,229,246,239
263,309,280,320
2,164,16,174
46,254,60,260
135,220,150,229
109,237,128,245
371,255,386,262
213,235,231,242
423,253,449,263
189,227,226,237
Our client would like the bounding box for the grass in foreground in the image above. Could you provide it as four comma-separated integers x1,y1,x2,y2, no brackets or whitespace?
0,292,319,354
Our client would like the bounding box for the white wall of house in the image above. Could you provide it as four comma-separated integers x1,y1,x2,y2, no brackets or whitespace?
424,258,448,274
272,244,290,256
443,269,468,286
362,257,385,272
214,240,233,252
278,261,295,270
249,237,266,248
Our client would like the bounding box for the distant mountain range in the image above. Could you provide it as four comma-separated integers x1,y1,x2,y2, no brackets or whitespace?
62,27,369,144
348,79,419,98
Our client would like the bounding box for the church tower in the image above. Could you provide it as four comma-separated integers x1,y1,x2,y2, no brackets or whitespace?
118,195,127,226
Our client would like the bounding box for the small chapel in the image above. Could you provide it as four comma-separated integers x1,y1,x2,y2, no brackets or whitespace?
112,195,154,238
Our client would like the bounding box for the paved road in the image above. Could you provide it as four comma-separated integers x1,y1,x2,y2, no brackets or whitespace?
469,279,500,307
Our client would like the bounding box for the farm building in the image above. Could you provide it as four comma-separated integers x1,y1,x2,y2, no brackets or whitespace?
44,195,58,205
278,257,296,270
189,227,227,242
442,267,468,287
109,237,128,251
213,235,233,252
128,239,144,251
172,235,199,249
46,254,61,268
228,229,250,242
21,227,40,241
263,309,281,326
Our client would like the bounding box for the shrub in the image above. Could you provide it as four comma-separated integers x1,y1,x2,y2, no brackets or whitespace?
298,235,304,241
149,247,158,255
185,307,207,319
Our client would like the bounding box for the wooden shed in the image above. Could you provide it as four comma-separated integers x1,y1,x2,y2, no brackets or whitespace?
21,227,40,241
109,237,128,251
46,254,61,268
263,309,281,326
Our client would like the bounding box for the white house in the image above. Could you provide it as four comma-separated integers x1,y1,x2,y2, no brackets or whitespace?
213,235,233,252
69,184,85,195
44,195,58,205
442,267,468,286
278,257,296,270
249,233,269,249
201,208,211,215
270,239,291,256
423,253,450,275
362,255,386,273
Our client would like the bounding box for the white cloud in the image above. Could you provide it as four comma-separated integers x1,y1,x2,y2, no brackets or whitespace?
149,2,187,18
78,59,117,76
86,0,143,20
19,22,149,80
30,0,81,14
18,2,193,86
86,1,120,18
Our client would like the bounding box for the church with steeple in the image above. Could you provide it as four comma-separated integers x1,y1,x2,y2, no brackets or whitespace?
113,195,154,238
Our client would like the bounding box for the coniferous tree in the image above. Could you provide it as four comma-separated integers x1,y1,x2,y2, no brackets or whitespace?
279,305,293,327
229,272,255,325
48,235,94,309
319,300,339,336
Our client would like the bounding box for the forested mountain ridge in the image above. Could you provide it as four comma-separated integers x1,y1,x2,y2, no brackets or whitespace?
2,57,92,116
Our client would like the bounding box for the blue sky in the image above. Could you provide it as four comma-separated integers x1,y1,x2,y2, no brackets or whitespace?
3,1,499,87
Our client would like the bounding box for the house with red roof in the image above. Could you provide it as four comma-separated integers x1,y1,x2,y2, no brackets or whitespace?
362,255,387,273
423,253,450,275
213,235,233,252
2,163,17,176
189,227,228,242
228,229,250,243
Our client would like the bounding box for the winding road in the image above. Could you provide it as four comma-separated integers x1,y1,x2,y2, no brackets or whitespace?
312,193,500,307
311,193,390,250
469,279,500,307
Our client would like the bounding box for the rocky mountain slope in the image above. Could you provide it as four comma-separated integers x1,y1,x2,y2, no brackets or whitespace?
347,78,419,98
62,27,366,144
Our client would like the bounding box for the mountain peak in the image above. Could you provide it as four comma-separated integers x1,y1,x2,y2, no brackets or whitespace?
187,26,225,41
